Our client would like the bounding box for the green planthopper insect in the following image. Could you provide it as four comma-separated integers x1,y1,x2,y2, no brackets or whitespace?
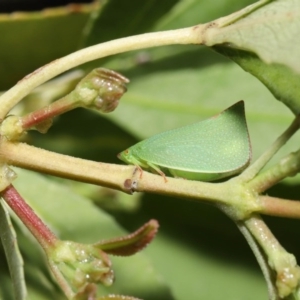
118,101,251,181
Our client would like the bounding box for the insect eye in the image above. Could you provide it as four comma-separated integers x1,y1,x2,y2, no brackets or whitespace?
124,149,129,155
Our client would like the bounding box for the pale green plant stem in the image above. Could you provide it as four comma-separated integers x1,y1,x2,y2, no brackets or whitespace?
245,215,300,298
238,115,300,182
236,221,278,300
0,27,201,119
245,215,287,260
0,140,238,206
248,148,300,193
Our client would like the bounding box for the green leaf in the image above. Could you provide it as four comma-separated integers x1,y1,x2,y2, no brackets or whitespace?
213,46,300,115
25,262,64,300
0,272,15,300
206,0,300,74
0,199,27,300
144,231,267,300
0,5,93,90
83,0,180,46
154,0,257,30
12,168,174,300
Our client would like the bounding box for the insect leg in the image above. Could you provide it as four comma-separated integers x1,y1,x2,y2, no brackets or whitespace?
133,165,144,179
146,162,167,183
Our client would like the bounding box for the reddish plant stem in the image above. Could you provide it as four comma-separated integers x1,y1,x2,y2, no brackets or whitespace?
1,184,58,249
259,195,300,219
21,96,77,130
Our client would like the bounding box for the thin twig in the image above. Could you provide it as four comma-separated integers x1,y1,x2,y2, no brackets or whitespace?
245,215,300,298
239,115,300,182
259,196,300,219
236,221,278,300
1,185,57,249
0,27,201,119
248,149,300,193
0,140,230,203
